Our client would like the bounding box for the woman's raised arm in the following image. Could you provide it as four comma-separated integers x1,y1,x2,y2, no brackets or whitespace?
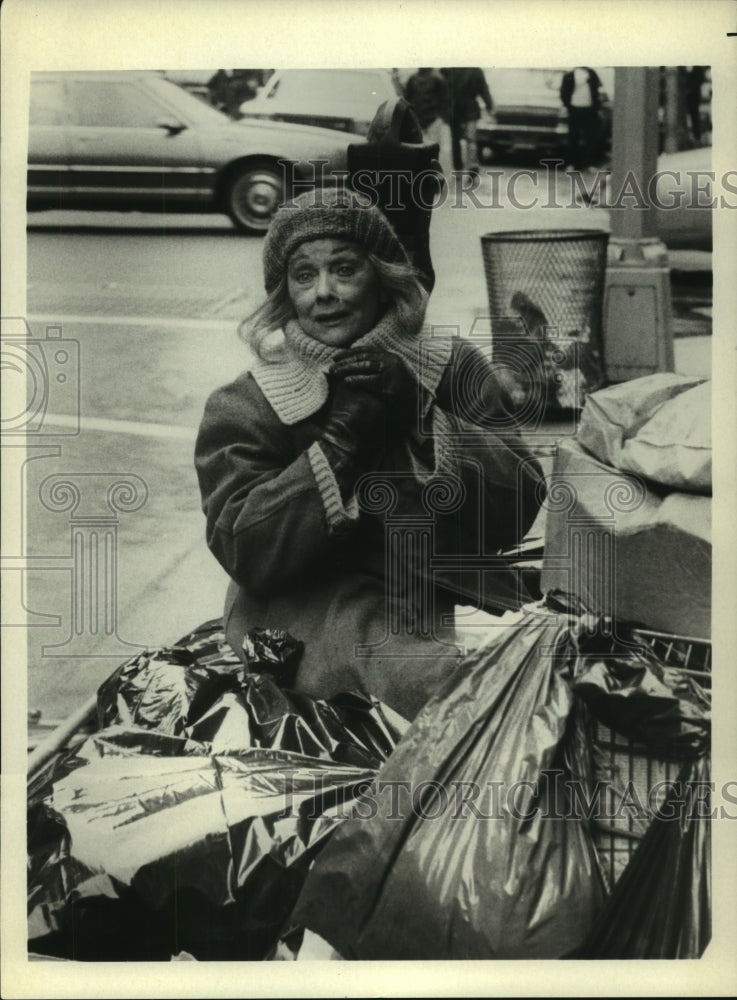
195,372,363,598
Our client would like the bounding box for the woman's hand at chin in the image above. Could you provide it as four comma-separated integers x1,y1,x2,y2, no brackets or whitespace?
330,347,420,428
321,377,388,466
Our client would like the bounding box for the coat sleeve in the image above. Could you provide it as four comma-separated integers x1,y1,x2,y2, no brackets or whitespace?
194,374,359,598
432,339,546,550
435,71,451,121
560,71,573,108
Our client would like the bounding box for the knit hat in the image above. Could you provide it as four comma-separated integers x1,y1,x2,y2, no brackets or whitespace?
263,186,409,292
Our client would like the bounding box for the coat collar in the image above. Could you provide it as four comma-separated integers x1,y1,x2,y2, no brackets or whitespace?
251,308,453,426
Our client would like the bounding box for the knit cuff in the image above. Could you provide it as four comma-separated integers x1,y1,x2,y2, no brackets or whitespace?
431,407,461,478
307,442,360,532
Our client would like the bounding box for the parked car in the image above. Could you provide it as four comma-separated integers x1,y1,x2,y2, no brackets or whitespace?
476,67,613,163
238,68,402,136
654,144,713,250
27,70,360,234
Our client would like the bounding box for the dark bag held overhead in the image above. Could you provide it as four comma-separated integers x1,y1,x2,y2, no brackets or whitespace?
348,97,444,292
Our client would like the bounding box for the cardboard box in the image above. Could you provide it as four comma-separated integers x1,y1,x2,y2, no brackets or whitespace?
540,439,711,638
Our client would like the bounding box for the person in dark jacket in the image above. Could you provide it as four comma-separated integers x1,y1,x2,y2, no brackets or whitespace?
441,67,493,173
559,67,603,170
685,66,707,145
195,187,545,721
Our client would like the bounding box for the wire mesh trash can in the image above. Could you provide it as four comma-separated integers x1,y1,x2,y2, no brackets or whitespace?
480,229,609,414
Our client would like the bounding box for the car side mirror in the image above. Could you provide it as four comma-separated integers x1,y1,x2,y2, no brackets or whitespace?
157,119,187,135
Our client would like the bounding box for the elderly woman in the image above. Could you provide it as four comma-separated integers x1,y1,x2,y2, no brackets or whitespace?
195,188,545,721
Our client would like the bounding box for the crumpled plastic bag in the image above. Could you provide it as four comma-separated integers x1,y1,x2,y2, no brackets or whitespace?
28,619,403,961
187,683,402,768
96,618,243,735
95,621,401,769
243,627,304,685
28,742,374,960
619,380,711,494
570,626,710,760
286,605,607,960
576,372,705,470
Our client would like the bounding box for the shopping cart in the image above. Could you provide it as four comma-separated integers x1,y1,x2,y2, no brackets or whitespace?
577,627,711,891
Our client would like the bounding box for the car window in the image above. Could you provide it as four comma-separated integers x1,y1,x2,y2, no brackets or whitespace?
30,79,68,126
146,76,229,126
485,69,563,108
69,81,166,128
265,70,390,105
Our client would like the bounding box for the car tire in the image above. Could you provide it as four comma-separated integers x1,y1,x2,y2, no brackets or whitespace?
225,161,286,234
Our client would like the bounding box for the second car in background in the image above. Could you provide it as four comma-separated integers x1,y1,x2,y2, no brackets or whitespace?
238,68,402,136
476,67,613,164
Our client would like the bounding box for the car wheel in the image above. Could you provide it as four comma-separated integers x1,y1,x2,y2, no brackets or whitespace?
226,162,286,234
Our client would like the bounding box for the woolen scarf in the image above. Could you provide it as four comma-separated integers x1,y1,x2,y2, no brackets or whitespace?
251,307,458,479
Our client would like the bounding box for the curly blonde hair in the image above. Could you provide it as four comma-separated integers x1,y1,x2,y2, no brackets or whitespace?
240,253,428,361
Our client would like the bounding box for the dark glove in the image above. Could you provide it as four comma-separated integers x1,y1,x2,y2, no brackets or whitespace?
329,347,421,428
320,377,388,475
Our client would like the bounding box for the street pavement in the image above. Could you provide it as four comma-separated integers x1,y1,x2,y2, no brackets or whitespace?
19,176,713,725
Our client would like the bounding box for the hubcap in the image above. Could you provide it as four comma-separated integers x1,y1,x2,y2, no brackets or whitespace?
232,171,282,228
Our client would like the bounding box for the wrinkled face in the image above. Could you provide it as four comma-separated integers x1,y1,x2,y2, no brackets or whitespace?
286,238,382,347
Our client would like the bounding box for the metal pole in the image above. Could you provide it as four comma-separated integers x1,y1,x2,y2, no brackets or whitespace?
603,67,674,381
27,693,97,780
663,67,680,155
610,67,660,241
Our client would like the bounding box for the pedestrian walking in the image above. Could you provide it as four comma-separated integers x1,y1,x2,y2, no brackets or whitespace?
207,69,228,111
685,66,707,145
195,186,544,722
441,67,494,174
559,66,603,171
404,68,451,173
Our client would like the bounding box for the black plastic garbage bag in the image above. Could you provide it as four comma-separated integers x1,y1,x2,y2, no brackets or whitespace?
96,620,243,735
570,629,710,761
571,756,711,958
96,620,402,769
287,605,607,959
187,681,402,769
243,627,304,685
28,619,404,961
28,741,374,960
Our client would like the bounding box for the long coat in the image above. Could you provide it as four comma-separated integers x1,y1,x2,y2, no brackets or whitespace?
441,67,493,123
195,336,545,720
